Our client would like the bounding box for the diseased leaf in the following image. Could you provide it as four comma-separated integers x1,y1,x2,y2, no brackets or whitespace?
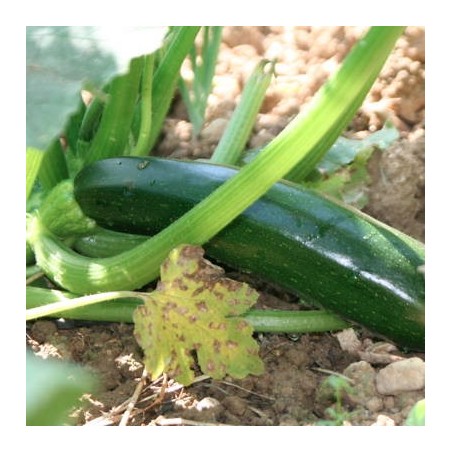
133,245,264,386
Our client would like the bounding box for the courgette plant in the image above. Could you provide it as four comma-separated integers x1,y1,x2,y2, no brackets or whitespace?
26,27,424,391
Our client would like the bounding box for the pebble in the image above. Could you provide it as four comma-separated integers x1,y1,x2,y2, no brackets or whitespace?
200,118,229,144
376,357,425,395
343,361,377,406
335,328,362,355
365,396,384,413
372,414,396,426
196,397,221,412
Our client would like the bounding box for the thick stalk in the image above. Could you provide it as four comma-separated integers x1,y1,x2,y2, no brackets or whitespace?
132,54,155,156
84,57,143,164
148,27,201,150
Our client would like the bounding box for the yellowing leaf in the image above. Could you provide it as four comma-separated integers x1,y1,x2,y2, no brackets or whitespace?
133,245,264,386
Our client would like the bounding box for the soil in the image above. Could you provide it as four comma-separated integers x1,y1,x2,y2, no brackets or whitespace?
26,26,425,426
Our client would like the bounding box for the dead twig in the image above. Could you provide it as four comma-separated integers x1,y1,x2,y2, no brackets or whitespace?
151,416,228,426
119,369,149,426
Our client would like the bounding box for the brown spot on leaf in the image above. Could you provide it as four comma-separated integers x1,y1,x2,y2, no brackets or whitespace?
177,306,189,316
208,321,227,330
236,320,250,331
213,339,221,354
226,340,239,350
180,245,203,259
173,277,188,291
206,360,216,373
192,286,206,297
196,301,208,312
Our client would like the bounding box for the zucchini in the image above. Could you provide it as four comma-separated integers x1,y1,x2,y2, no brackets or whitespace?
74,157,425,350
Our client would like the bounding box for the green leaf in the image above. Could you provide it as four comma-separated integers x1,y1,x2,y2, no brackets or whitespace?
305,121,399,208
26,351,96,425
316,121,399,175
405,399,425,426
26,147,45,200
133,245,264,386
26,26,168,150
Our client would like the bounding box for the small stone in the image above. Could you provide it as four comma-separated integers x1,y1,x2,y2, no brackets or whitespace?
383,396,395,410
376,357,425,395
249,129,275,149
115,353,143,379
222,26,265,54
343,361,377,406
200,118,229,144
365,396,383,413
196,397,221,411
335,328,362,355
372,414,396,426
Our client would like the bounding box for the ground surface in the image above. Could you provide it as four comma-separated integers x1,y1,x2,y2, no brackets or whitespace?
26,26,425,426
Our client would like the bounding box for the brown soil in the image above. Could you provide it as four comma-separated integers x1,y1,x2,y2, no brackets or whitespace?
26,26,425,426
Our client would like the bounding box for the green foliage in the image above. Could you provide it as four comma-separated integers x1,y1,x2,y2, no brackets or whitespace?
26,26,168,151
38,180,96,237
210,59,275,165
316,375,356,426
405,399,425,426
26,351,96,425
26,147,45,200
26,28,410,422
179,26,223,136
133,245,264,385
242,121,399,209
305,121,399,208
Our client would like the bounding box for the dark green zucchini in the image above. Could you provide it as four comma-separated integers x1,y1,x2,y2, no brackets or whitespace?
74,157,425,350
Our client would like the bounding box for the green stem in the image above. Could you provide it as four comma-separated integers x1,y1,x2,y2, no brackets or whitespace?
30,27,404,295
26,286,348,333
284,72,379,183
26,265,44,284
73,227,148,258
180,26,223,137
84,57,144,164
210,59,275,165
26,147,45,200
26,289,143,321
148,27,201,150
242,310,349,333
38,138,69,192
78,94,105,143
132,54,155,156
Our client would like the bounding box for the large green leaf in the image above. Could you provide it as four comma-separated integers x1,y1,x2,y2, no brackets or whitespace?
26,351,96,425
26,26,168,150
